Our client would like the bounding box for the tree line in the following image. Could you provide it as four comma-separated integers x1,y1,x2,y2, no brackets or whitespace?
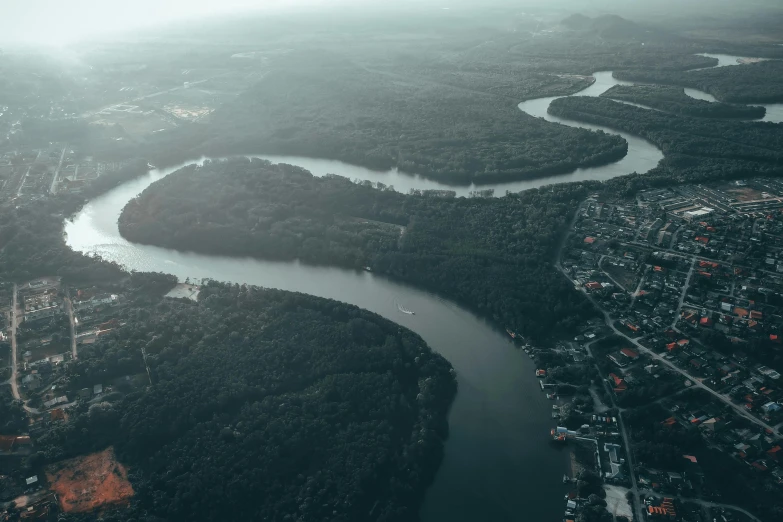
613,60,783,104
119,158,600,341
601,84,766,119
38,282,457,522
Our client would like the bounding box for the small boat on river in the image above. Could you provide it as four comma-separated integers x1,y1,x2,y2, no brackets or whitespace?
397,303,415,315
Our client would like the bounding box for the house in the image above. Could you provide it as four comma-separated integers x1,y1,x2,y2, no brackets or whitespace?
26,475,38,486
604,443,624,479
647,498,676,518
609,373,627,392
21,373,42,390
767,446,782,462
621,348,639,360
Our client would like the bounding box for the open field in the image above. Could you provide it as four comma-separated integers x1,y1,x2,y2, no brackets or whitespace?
46,447,134,513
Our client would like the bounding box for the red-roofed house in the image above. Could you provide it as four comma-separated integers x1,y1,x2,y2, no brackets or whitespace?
767,446,782,462
585,282,602,290
666,342,677,352
677,339,690,347
735,307,749,318
700,317,713,327
621,348,639,360
751,310,763,320
609,373,627,393
695,236,709,244
584,236,596,244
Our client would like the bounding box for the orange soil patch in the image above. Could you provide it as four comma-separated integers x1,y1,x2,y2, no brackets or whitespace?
45,447,134,513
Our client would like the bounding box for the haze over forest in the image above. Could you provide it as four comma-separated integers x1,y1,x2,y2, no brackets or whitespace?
2,1,783,522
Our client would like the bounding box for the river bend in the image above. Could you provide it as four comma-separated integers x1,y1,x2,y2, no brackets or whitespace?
65,53,777,522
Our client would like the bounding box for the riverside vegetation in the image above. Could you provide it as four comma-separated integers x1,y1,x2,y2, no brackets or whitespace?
601,84,766,119
37,281,457,522
613,60,783,104
119,158,599,341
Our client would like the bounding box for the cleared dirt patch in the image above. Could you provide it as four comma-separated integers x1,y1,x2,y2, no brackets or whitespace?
46,447,134,513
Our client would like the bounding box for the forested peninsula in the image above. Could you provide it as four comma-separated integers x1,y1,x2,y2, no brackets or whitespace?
548,97,783,167
199,53,628,185
600,84,766,119
613,60,783,103
119,158,598,340
39,281,456,522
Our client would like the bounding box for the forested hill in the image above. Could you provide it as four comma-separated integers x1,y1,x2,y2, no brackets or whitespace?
40,282,456,522
119,158,597,340
601,84,766,119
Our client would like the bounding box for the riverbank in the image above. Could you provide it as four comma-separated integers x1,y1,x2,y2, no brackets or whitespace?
65,165,574,522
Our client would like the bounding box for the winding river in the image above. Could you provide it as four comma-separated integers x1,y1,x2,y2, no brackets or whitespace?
65,54,778,521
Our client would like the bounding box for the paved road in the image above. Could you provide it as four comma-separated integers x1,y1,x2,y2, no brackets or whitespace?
8,284,39,414
65,295,77,359
9,284,20,401
630,268,647,308
671,257,697,328
48,146,67,195
561,251,782,439
583,338,645,522
599,255,630,292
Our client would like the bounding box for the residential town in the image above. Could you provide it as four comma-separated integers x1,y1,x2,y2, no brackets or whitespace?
537,178,783,522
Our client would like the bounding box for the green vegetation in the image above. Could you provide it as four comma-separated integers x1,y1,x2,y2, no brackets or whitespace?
601,84,766,119
40,282,456,522
0,385,26,435
119,158,598,340
548,96,783,168
199,52,627,185
614,60,783,103
0,199,124,285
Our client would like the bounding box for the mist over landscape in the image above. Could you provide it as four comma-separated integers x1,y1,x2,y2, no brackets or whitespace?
1,1,783,522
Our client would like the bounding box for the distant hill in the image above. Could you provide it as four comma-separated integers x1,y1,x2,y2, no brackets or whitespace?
561,13,592,30
560,13,666,42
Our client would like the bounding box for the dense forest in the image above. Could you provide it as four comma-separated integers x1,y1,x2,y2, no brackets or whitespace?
613,60,783,103
119,159,599,340
38,282,456,522
0,385,26,435
601,84,766,119
199,52,628,185
548,97,783,167
0,199,125,285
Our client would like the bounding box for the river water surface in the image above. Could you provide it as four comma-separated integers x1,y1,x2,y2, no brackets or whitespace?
65,53,777,522
66,170,572,522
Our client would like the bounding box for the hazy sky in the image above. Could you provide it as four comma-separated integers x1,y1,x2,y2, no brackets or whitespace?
1,0,307,46
3,0,781,47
